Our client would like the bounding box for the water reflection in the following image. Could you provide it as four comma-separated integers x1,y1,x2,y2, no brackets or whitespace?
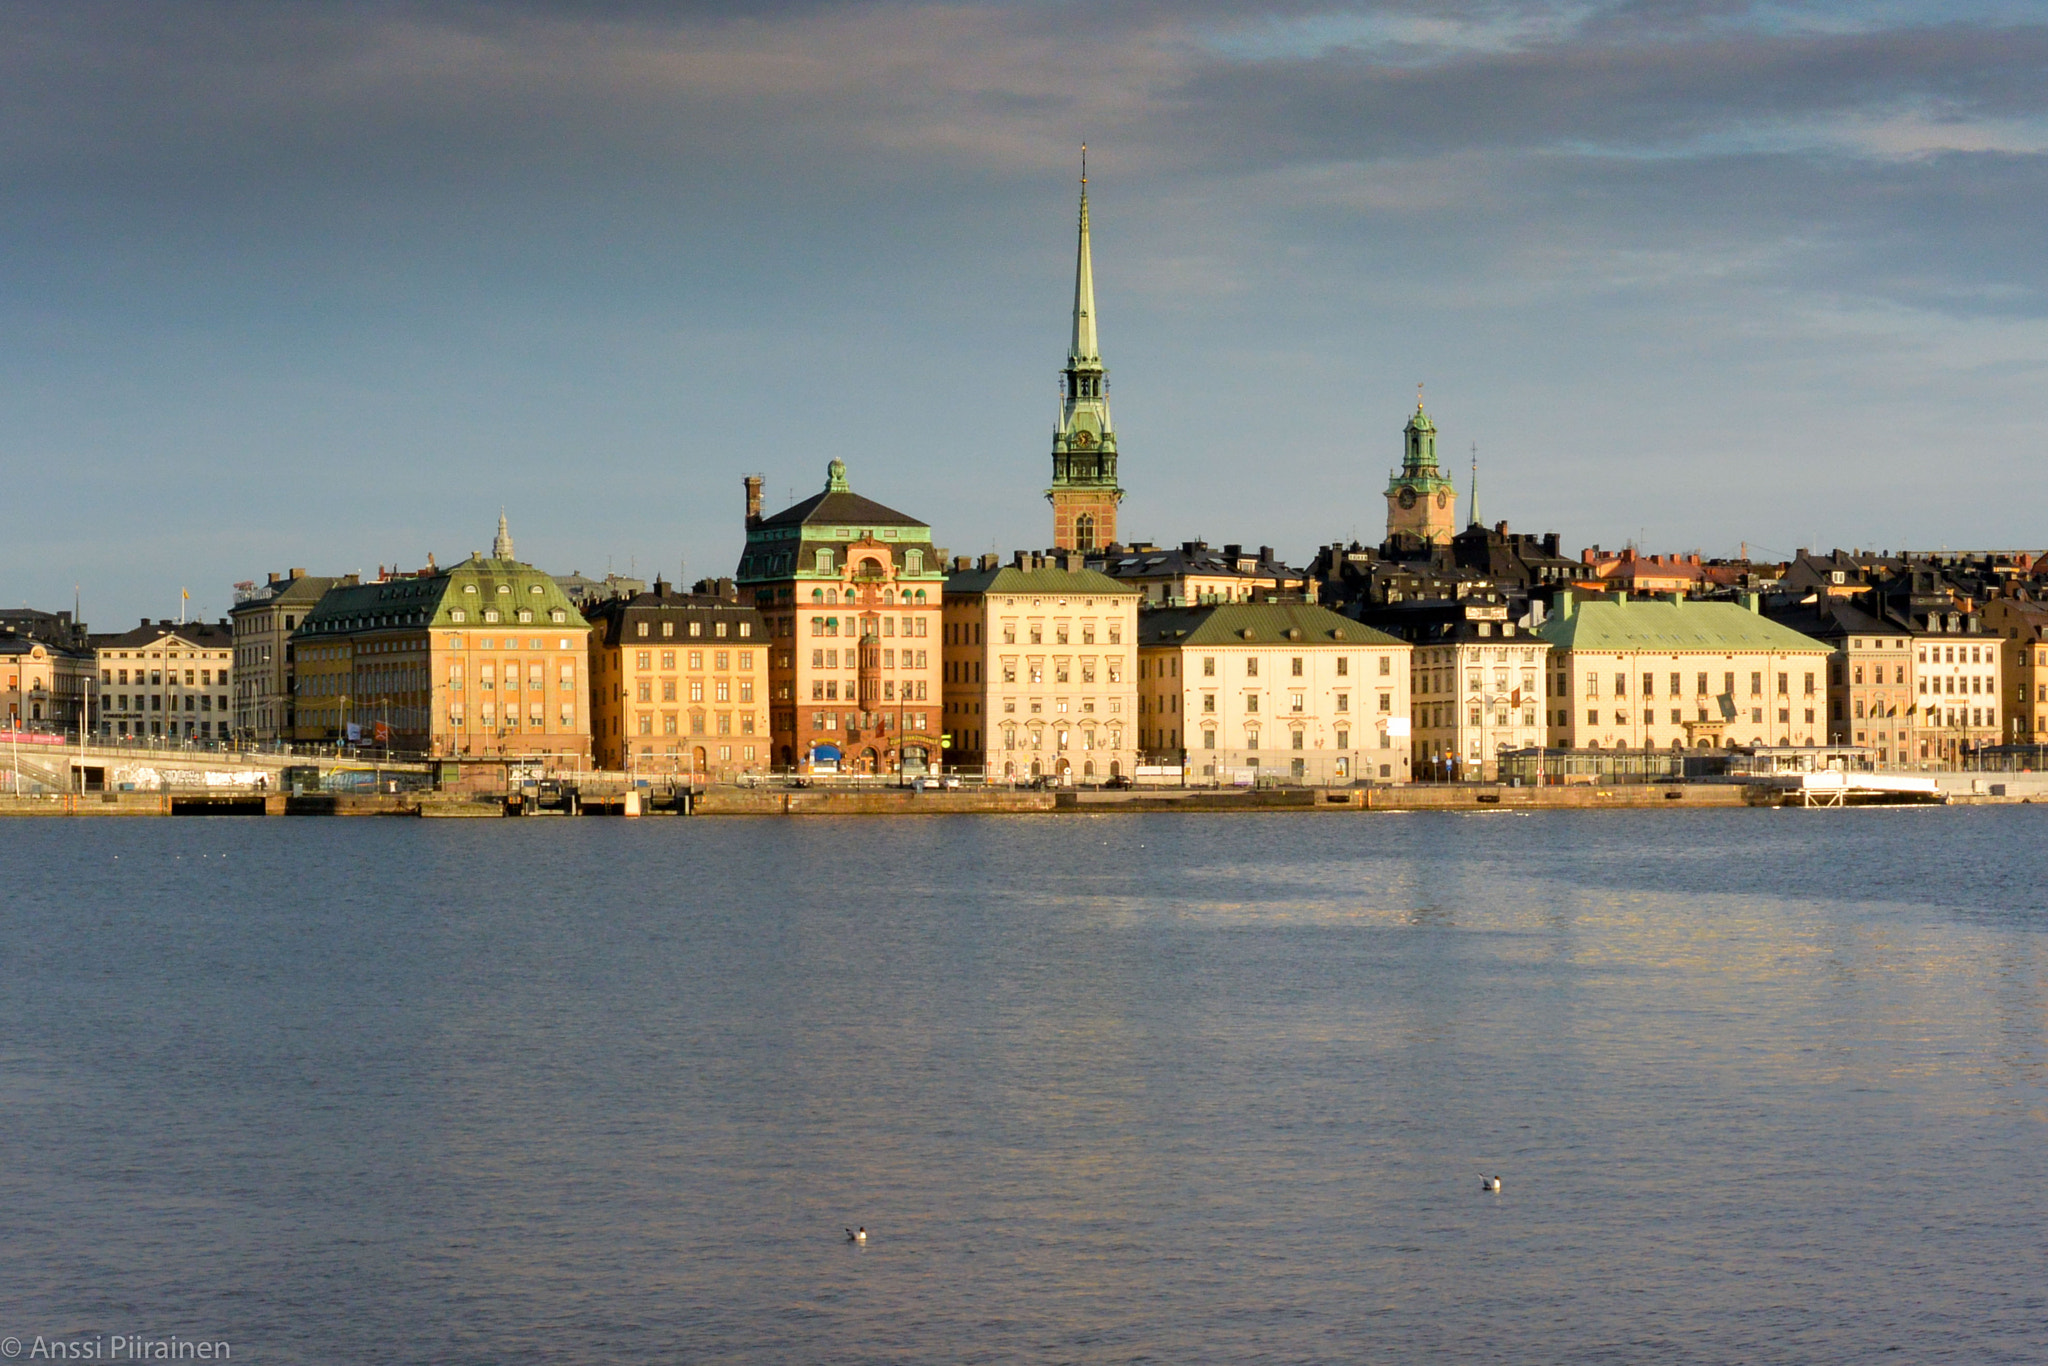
0,810,2043,1363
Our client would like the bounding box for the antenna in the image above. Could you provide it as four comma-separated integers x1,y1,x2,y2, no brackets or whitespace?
1081,142,1087,185
1470,442,1479,527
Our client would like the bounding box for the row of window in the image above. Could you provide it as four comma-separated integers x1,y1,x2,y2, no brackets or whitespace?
998,622,1125,646
805,712,931,732
102,668,225,686
1001,661,1123,685
634,679,753,703
812,680,929,701
813,649,927,670
634,619,751,639
102,719,223,738
1576,707,1815,727
806,615,930,638
447,705,575,728
104,693,227,714
1419,705,1540,730
447,608,568,625
1417,669,1539,697
1570,670,1816,699
634,712,755,736
631,650,754,671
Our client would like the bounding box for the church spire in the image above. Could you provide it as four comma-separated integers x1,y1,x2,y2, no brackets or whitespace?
1047,146,1123,553
492,509,514,561
1070,145,1099,366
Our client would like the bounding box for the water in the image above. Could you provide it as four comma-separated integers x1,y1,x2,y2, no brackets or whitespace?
3,809,2045,1363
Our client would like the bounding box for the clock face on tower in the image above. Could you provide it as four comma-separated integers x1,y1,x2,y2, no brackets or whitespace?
1071,430,1096,449
1398,488,1416,509
1437,492,1449,509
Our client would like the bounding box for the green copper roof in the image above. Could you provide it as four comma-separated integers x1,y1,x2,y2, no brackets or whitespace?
1139,602,1403,648
296,557,588,635
1537,598,1831,654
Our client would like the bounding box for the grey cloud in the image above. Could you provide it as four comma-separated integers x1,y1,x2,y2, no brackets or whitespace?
1175,22,2048,164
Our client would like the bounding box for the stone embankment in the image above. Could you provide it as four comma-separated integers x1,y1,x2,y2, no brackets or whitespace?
5,776,2045,818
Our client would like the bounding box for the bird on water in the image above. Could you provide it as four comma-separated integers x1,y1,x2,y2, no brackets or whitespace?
1481,1176,1502,1193
846,1227,866,1244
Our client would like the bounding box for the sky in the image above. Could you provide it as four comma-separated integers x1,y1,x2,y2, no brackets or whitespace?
4,0,2045,627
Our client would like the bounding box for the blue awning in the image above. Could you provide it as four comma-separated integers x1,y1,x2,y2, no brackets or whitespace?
810,744,842,761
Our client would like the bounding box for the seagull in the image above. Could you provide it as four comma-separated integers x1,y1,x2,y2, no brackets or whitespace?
846,1226,866,1244
1481,1176,1502,1193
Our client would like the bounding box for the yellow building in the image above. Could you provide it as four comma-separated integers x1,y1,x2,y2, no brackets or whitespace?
91,620,235,742
1985,595,2048,743
941,552,1140,783
1539,593,1831,751
1137,602,1411,785
230,569,349,743
584,581,769,779
292,519,592,763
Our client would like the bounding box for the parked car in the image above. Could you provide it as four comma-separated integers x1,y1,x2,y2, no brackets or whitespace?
1103,774,1134,790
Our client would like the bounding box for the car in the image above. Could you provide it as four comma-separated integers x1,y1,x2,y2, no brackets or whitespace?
1102,774,1134,790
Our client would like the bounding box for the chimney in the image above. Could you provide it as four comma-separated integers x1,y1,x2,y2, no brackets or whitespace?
1543,533,1560,556
1064,553,1083,572
268,571,281,584
1014,550,1030,569
1258,545,1274,564
743,475,764,529
717,577,735,600
140,617,150,628
291,567,307,579
1224,543,1242,559
980,553,999,572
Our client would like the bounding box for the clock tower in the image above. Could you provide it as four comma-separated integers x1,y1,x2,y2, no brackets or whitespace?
1048,154,1123,552
1384,394,1458,545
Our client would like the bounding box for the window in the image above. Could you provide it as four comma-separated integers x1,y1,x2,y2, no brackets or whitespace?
1337,657,1350,677
1335,693,1349,712
1246,658,1259,678
1750,672,1763,696
1335,728,1349,748
1291,657,1304,677
1203,657,1215,677
816,549,834,574
1378,693,1391,713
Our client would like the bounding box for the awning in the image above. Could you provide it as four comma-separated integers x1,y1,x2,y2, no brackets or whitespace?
810,743,842,761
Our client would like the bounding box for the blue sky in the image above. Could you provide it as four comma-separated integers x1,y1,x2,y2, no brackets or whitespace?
4,0,2045,626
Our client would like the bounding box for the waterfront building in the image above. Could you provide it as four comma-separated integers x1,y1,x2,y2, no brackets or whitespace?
584,580,769,779
230,569,349,743
1984,594,2048,743
733,463,947,773
1046,166,1124,552
1537,593,1831,751
1136,603,1411,784
1085,541,1309,607
292,519,593,762
1,610,93,733
1760,596,1919,763
940,552,1140,783
91,620,235,741
1383,397,1458,547
1360,591,1549,780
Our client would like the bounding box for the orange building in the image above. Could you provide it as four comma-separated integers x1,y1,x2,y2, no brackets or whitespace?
734,463,946,774
584,580,768,778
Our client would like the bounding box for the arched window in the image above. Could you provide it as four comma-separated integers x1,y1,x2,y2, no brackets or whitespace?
914,589,927,603
812,588,823,602
1074,513,1096,551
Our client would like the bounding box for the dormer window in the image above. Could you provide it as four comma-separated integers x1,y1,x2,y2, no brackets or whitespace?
816,549,835,574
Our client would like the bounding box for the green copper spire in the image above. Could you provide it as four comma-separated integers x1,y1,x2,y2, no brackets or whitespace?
1070,146,1100,366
